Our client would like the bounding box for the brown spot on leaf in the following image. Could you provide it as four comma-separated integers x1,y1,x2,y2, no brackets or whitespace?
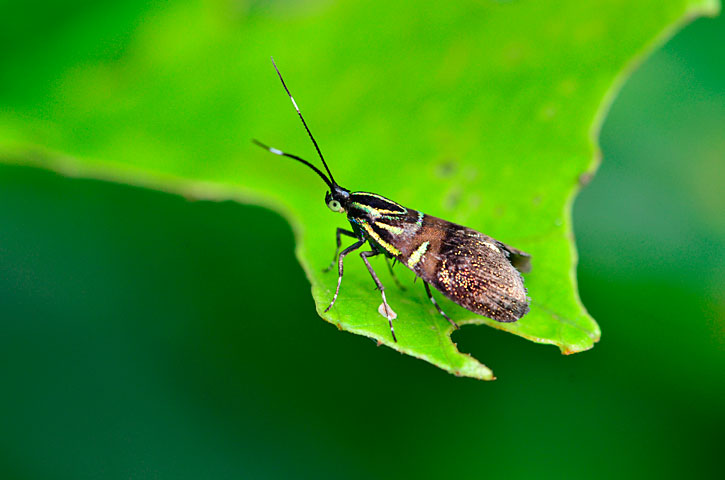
444,187,462,210
579,172,594,186
437,159,458,178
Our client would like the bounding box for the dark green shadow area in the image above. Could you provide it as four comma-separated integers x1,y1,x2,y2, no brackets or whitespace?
0,11,723,480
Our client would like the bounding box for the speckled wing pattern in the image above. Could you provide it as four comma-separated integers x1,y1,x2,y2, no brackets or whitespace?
401,215,531,323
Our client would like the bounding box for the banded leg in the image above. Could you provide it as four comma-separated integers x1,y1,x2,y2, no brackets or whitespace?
324,239,365,313
424,282,459,329
323,228,357,272
360,250,397,342
384,257,407,291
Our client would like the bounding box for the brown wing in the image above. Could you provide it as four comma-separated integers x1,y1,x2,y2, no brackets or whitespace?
404,215,530,322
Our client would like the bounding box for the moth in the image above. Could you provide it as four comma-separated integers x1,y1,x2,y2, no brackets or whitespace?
255,58,531,342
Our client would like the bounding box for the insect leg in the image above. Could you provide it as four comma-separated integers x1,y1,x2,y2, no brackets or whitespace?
360,250,397,342
323,228,357,272
424,282,459,329
324,239,365,313
384,257,407,291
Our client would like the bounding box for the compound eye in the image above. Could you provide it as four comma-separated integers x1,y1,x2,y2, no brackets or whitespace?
327,199,343,213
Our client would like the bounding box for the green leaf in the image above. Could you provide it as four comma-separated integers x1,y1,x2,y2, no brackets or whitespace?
0,0,718,379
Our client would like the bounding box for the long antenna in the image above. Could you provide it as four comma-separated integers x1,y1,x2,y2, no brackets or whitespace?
252,139,333,190
270,57,337,186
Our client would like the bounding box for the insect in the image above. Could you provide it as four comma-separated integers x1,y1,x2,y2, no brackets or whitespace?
254,58,531,342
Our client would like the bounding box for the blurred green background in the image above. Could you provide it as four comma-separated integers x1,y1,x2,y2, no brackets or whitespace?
1,1,723,480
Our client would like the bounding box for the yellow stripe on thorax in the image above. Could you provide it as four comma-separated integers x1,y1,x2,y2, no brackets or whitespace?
361,223,401,256
375,222,404,235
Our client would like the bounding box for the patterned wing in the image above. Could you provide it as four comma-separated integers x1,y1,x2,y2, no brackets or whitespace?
408,216,530,322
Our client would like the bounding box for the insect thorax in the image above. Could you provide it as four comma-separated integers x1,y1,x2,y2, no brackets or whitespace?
347,192,407,218
346,192,424,258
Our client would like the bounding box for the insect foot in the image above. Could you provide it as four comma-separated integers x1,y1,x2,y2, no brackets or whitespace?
379,291,397,342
